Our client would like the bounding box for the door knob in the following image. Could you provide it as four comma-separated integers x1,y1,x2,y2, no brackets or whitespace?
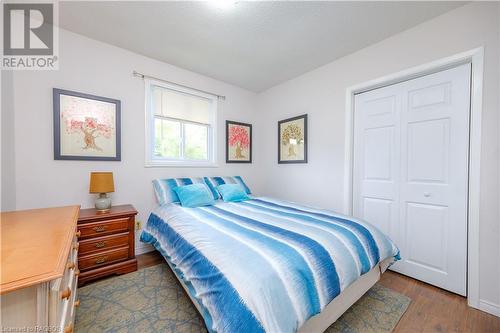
424,192,431,197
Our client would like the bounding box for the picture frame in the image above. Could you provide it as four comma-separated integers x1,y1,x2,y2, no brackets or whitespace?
53,88,121,161
226,120,252,163
278,114,308,164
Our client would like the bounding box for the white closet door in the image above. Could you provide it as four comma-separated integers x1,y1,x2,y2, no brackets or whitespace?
353,84,401,243
353,64,471,296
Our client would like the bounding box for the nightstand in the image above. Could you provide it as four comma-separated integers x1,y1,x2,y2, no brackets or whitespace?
77,204,138,286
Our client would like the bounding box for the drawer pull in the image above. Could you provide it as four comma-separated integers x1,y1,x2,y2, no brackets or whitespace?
64,324,73,333
75,269,80,277
95,241,107,248
61,287,71,300
93,226,107,232
95,256,108,264
74,299,81,308
75,230,81,238
66,262,76,270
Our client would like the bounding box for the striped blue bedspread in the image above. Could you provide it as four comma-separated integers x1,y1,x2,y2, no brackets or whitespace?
140,197,399,333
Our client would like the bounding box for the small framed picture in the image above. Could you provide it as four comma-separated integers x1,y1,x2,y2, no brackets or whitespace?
53,88,121,161
278,114,307,164
226,120,252,163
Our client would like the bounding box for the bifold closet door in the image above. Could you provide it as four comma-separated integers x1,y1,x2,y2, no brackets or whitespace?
353,64,471,296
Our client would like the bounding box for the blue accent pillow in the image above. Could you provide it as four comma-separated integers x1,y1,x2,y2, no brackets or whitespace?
217,184,250,202
173,184,215,208
153,177,219,205
204,176,251,199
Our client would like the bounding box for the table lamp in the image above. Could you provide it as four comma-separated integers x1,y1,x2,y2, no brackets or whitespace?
89,172,114,212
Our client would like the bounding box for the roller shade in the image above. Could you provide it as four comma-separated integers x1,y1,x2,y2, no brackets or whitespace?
153,85,212,124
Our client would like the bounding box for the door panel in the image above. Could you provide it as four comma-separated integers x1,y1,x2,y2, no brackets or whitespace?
353,63,470,295
407,118,449,183
363,198,392,235
408,82,450,109
364,127,393,181
406,202,448,272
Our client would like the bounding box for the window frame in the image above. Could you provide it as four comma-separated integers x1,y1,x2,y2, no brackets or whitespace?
145,79,218,167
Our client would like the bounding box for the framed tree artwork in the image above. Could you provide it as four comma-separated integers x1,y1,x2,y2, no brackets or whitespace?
226,120,252,163
278,114,307,164
53,88,121,161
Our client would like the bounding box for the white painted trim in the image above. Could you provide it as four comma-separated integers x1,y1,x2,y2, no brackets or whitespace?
344,47,484,311
479,299,500,317
136,244,154,255
467,48,484,310
343,91,354,215
144,161,219,168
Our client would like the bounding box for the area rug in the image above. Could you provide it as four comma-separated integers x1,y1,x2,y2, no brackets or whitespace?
75,264,410,333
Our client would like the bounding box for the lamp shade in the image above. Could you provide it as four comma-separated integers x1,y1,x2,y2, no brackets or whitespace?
89,172,115,193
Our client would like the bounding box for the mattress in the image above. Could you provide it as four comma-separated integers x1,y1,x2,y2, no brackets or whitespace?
140,197,399,333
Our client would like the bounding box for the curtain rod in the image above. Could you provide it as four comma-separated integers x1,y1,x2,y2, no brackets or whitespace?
132,70,226,100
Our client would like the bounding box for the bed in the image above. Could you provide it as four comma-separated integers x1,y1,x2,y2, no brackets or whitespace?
140,194,399,333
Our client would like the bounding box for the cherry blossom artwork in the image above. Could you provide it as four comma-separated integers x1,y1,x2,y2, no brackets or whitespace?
53,89,121,161
278,114,307,164
226,121,252,163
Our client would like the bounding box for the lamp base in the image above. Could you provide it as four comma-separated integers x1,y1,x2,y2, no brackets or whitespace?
95,193,112,212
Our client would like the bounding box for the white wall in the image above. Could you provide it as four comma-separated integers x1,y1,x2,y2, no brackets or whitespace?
256,3,500,312
7,28,260,253
1,71,15,211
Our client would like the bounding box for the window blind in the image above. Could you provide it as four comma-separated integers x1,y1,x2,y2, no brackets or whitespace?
152,85,212,124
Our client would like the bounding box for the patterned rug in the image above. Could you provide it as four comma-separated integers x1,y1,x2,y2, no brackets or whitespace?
75,264,410,333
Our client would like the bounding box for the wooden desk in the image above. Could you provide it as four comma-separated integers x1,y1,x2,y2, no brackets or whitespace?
1,206,80,332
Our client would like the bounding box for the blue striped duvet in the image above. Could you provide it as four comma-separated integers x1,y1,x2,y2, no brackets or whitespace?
140,197,399,333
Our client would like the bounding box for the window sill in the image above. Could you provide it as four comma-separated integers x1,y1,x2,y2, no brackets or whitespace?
145,160,219,168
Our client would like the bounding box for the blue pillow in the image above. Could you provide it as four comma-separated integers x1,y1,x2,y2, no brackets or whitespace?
174,184,215,208
153,177,218,205
217,184,250,202
204,176,251,199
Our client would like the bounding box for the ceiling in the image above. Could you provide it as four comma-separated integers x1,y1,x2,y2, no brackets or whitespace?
59,1,465,92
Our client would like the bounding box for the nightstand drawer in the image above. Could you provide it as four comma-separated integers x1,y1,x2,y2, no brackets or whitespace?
77,217,129,239
78,246,129,271
79,233,129,255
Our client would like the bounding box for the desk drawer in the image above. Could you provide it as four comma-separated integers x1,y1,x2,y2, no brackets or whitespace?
79,233,129,255
78,246,129,271
49,246,78,328
78,218,129,239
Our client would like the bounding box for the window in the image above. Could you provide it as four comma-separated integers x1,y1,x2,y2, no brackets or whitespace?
145,80,218,166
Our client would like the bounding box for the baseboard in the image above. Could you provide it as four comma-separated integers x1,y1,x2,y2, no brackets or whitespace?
136,244,154,255
479,299,500,317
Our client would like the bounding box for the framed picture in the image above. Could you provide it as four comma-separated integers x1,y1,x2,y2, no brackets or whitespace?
278,114,307,164
53,88,121,161
226,120,252,163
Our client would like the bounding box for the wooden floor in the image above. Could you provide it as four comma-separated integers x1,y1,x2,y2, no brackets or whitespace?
377,270,500,333
137,251,500,333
